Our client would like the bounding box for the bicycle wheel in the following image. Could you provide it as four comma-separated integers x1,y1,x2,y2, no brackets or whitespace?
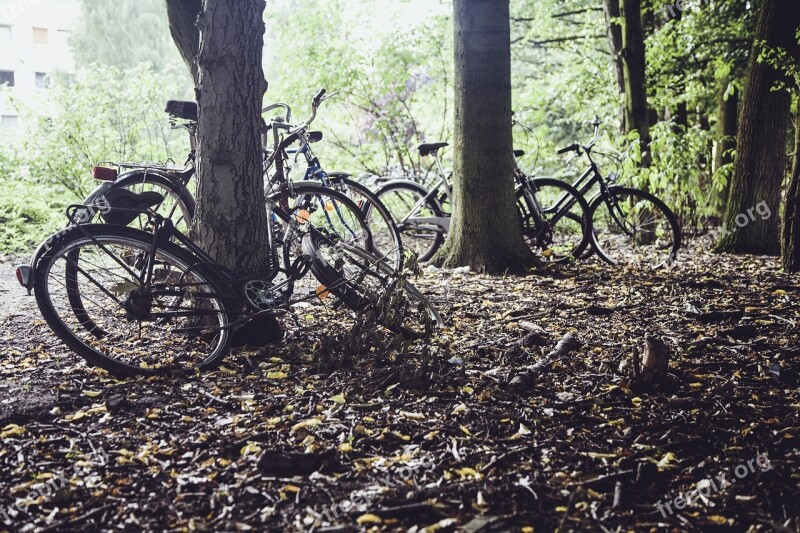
35,224,231,376
67,172,196,337
589,186,681,269
516,177,591,264
375,180,445,262
327,175,404,271
273,184,373,301
301,230,442,339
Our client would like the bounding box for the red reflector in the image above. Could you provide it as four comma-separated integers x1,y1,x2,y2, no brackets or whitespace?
94,166,118,181
15,267,24,286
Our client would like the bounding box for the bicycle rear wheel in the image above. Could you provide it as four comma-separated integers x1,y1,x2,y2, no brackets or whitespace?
517,177,591,264
589,186,681,269
375,180,445,262
301,230,442,339
35,224,232,376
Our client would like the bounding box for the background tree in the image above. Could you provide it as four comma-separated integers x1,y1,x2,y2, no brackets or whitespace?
619,0,651,167
716,0,800,254
784,113,800,271
433,0,534,274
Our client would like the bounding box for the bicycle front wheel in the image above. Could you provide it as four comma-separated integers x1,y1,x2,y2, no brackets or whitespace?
35,224,231,376
589,186,681,269
517,177,591,264
302,230,442,339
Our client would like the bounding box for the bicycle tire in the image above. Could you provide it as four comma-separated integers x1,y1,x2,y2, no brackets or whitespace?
517,177,592,264
301,230,443,339
35,224,232,376
375,180,446,262
588,186,681,269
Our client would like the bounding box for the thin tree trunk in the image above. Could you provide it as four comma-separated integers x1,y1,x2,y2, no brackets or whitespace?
716,0,800,254
782,113,800,271
714,85,738,203
432,0,534,274
603,0,625,131
619,0,651,167
165,0,202,84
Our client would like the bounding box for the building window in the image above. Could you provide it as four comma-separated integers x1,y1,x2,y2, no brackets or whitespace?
33,27,48,45
0,70,14,87
0,25,11,44
1,115,19,131
35,72,50,89
56,29,71,47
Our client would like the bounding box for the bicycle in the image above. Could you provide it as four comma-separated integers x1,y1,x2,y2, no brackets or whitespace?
16,184,441,378
374,139,592,265
555,118,681,269
80,91,403,283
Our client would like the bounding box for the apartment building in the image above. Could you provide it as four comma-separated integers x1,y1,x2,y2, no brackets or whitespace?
0,0,80,132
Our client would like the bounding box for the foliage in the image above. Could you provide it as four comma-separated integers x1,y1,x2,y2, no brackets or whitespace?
264,0,454,177
4,64,191,199
70,0,185,73
0,180,68,254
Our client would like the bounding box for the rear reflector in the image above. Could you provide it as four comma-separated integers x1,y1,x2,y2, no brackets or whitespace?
94,166,118,181
16,265,32,289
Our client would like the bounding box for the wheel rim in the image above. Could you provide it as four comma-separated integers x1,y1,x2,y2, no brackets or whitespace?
40,233,229,372
517,183,587,264
379,186,442,261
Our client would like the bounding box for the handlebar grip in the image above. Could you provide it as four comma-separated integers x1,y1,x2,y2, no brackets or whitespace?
557,144,579,155
313,89,327,103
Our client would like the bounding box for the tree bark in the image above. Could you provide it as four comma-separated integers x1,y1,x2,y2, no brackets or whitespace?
166,0,280,342
782,114,800,271
165,0,202,84
603,0,625,131
714,85,738,202
432,0,534,274
716,0,800,254
619,0,651,167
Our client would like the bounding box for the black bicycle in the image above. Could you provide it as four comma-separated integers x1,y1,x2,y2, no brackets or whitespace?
375,139,592,265
556,118,681,269
16,198,441,377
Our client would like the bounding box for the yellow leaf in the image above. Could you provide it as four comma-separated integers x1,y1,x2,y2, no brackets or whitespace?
455,467,482,479
338,442,353,452
292,419,321,432
452,403,468,415
707,516,728,525
399,410,425,420
462,385,474,395
789,404,800,412
517,423,531,435
554,506,568,512
218,366,236,375
268,371,288,380
1,424,26,438
83,390,102,398
356,514,382,525
240,443,262,456
460,425,473,436
329,393,346,405
522,527,535,533
689,382,702,389
657,452,678,469
283,484,301,493
773,289,787,296
585,452,617,459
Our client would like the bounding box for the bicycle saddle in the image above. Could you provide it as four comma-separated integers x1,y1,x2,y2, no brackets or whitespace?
101,188,165,226
514,149,525,158
418,142,449,156
165,100,198,121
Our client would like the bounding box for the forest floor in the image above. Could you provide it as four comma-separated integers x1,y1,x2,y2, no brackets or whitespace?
0,247,799,532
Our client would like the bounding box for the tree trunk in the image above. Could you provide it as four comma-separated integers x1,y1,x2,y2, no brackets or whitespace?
432,0,534,274
166,0,280,342
714,85,738,203
619,0,651,167
165,0,202,84
782,113,800,271
716,0,800,254
603,0,625,131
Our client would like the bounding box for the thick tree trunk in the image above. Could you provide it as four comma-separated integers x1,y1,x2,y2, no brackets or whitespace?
166,0,280,342
782,114,800,271
619,0,651,167
432,0,534,274
716,0,800,254
603,0,625,131
192,0,271,277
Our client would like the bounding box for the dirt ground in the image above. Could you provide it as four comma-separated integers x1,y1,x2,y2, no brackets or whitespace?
0,249,798,532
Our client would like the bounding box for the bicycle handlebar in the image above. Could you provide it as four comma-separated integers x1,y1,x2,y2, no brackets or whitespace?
557,118,601,156
557,143,579,155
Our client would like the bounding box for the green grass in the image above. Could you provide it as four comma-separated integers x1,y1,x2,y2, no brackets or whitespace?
0,180,75,255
